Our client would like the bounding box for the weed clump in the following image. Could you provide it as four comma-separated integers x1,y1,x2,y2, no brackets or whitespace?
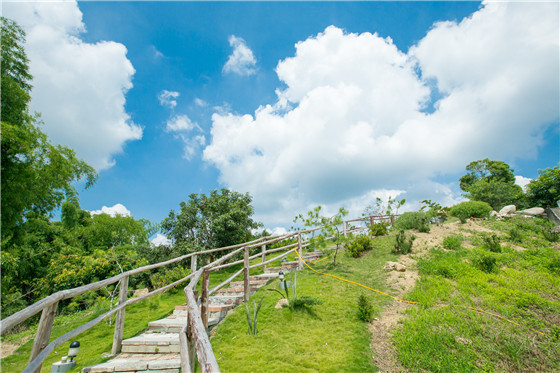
346,235,374,258
473,254,497,273
483,234,502,253
508,227,523,243
369,222,388,237
443,234,464,250
542,227,559,243
357,294,374,322
396,212,430,232
393,230,415,255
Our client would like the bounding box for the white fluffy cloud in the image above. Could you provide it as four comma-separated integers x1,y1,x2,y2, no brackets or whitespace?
165,115,205,160
223,35,257,76
90,203,132,217
515,176,533,191
158,90,180,109
4,0,143,170
150,233,172,247
204,2,559,227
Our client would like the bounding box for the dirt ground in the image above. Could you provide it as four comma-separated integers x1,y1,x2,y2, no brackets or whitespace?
369,220,502,372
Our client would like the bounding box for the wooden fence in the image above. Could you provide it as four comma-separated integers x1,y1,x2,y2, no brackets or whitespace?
0,214,396,373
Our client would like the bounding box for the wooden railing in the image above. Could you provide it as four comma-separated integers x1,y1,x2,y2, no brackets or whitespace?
0,214,396,373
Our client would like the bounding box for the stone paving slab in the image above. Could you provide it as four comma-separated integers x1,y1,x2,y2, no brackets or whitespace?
122,333,179,346
82,354,180,373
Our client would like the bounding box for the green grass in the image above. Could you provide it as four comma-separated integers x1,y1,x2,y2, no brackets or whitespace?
393,225,560,372
209,235,399,372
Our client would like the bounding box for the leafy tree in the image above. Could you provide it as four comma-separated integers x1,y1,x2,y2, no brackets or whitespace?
525,165,560,208
459,159,524,210
1,17,97,243
362,196,405,217
161,189,261,253
294,206,349,266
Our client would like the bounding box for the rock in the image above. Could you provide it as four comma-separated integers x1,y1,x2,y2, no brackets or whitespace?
515,207,545,216
395,263,406,272
430,216,445,224
133,288,149,297
490,211,499,218
383,261,398,271
498,205,516,215
275,299,289,309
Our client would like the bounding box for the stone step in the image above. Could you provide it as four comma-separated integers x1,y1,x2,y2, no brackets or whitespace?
208,294,244,305
82,354,180,373
252,273,279,280
215,287,259,295
229,279,268,288
148,317,187,333
121,333,180,354
199,303,235,319
264,266,295,274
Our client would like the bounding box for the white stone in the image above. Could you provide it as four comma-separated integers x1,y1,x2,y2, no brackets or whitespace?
395,263,407,272
498,205,516,215
516,207,545,216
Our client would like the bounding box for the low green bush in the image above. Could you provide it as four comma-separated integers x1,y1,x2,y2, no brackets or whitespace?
396,212,430,232
442,234,464,250
542,228,560,243
393,230,415,255
449,201,493,223
473,253,497,273
346,235,374,258
150,265,190,293
357,294,374,322
482,234,502,253
508,227,523,243
369,222,388,237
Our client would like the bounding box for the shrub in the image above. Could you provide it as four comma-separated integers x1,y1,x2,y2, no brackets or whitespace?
542,228,560,243
508,228,523,243
443,234,464,250
346,235,374,258
482,234,502,253
396,212,430,232
369,222,388,237
473,254,497,273
357,294,374,322
150,265,190,293
393,230,415,255
449,201,493,223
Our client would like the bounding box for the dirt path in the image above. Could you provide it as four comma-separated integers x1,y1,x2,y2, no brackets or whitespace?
369,221,497,372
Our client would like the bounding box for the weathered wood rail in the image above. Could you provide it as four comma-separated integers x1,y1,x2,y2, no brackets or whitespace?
1,214,397,373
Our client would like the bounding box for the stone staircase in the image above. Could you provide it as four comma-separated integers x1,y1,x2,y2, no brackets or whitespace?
82,251,322,373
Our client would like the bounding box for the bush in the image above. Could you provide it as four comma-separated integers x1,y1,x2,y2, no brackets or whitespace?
369,222,388,237
449,201,493,223
482,234,502,253
396,212,430,232
357,294,374,322
150,265,190,293
393,230,415,255
542,228,560,243
442,234,464,250
473,254,497,273
508,228,523,243
346,235,374,258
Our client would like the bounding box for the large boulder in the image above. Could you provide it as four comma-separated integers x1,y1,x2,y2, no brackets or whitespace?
515,207,546,217
499,205,516,215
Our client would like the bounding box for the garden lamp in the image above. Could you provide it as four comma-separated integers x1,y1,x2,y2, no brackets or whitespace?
279,271,284,281
68,341,80,362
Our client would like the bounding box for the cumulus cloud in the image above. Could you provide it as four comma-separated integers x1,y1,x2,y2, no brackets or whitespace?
150,233,172,247
158,90,180,109
90,203,132,217
515,176,533,191
223,35,257,76
165,114,205,160
194,98,208,107
4,0,142,170
204,2,559,227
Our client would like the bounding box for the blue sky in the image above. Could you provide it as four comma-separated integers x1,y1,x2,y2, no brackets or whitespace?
5,1,559,237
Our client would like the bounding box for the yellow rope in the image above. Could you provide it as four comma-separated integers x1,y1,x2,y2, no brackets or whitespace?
293,248,545,335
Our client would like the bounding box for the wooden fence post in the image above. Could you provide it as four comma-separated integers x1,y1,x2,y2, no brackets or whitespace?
28,301,58,373
261,244,266,272
201,270,209,330
111,275,129,354
343,221,348,237
180,313,196,373
243,247,250,302
369,216,375,229
191,254,197,275
297,233,303,270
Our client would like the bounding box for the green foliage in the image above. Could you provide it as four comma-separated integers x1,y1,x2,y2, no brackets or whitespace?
161,189,260,254
396,211,430,232
369,222,388,237
357,294,374,322
442,234,464,250
508,227,523,243
449,201,493,223
346,235,374,258
245,297,265,335
473,253,497,273
294,205,349,266
482,234,502,253
150,265,190,293
541,228,559,243
393,230,415,255
459,159,525,210
268,272,323,311
525,164,560,208
362,196,406,217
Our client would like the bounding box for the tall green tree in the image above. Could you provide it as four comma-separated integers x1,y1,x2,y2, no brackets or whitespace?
161,189,261,253
459,159,524,210
525,165,560,208
1,17,97,243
